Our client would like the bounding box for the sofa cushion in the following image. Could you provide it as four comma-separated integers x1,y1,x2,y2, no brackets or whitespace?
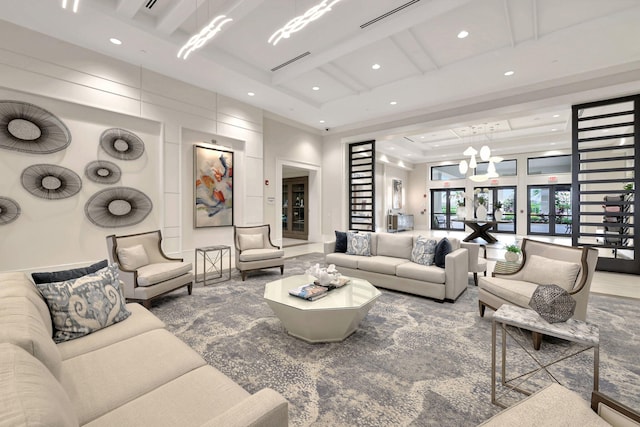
0,296,63,378
347,231,371,256
238,248,284,262
396,262,446,283
60,329,207,425
479,277,540,308
0,343,79,427
357,256,407,275
377,233,413,259
325,252,360,269
522,254,581,291
238,233,264,250
137,262,192,287
117,244,149,270
35,264,131,343
334,230,348,253
410,236,437,266
31,259,108,284
434,237,452,268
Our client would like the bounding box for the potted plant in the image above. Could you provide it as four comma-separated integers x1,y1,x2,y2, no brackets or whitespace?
494,200,503,220
504,244,521,262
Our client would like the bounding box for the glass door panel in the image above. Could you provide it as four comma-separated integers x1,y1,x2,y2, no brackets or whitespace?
282,183,288,231
528,185,571,236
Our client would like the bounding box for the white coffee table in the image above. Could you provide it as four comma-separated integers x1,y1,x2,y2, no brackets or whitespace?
264,274,381,343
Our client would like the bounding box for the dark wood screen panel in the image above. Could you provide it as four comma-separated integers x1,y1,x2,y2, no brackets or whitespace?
572,94,638,274
349,140,375,231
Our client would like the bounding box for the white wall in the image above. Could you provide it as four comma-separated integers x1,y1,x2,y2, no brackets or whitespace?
0,22,264,272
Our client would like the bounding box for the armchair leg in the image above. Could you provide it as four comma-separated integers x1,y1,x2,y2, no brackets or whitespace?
241,271,246,281
478,301,486,317
142,300,152,310
473,272,478,286
532,332,542,351
280,265,284,275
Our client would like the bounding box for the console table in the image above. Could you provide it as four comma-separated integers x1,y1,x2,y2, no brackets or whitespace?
491,304,599,408
462,219,511,244
195,245,231,285
387,214,414,232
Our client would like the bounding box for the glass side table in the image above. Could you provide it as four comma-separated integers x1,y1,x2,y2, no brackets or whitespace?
491,304,599,408
195,245,231,285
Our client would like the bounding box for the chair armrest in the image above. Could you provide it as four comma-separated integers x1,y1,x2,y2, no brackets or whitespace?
324,240,336,255
592,391,640,426
444,248,468,300
199,388,288,427
460,242,483,271
116,269,137,297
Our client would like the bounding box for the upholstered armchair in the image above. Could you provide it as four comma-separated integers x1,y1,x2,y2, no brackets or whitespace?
106,230,193,308
478,238,598,349
461,241,487,286
234,224,284,281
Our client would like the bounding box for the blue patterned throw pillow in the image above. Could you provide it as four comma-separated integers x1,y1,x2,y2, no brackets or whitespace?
411,236,437,266
35,264,131,343
346,231,371,256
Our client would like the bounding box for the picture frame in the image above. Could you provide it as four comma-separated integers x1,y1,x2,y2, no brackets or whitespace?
194,145,234,227
392,178,402,209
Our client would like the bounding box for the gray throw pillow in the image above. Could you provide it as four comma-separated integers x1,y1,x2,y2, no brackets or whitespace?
346,232,371,256
411,236,437,266
35,264,131,343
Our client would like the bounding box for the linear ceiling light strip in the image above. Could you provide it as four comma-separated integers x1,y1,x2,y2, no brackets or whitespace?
61,0,80,13
360,0,420,29
268,0,342,46
178,15,233,60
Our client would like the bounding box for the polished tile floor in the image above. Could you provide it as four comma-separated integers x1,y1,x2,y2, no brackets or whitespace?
282,230,639,300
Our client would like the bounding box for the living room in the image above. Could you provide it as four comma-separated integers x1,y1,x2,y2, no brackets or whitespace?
1,1,639,426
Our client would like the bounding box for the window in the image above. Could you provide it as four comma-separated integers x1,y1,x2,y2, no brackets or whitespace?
431,164,465,181
472,186,516,233
528,155,571,175
475,159,517,176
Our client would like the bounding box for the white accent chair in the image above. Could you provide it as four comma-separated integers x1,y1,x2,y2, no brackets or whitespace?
478,238,598,349
461,241,487,286
234,224,285,281
106,230,193,308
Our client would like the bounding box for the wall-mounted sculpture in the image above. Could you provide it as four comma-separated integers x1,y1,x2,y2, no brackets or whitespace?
100,128,145,160
0,197,21,225
21,164,82,200
0,100,71,154
85,160,121,184
85,187,152,228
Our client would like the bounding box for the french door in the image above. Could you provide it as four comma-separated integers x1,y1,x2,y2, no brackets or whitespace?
527,185,572,235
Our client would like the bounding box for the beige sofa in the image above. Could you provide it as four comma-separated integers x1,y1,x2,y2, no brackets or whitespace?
325,233,469,302
0,270,288,427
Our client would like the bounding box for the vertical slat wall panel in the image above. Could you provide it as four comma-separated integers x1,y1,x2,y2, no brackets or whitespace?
349,141,376,231
572,94,639,274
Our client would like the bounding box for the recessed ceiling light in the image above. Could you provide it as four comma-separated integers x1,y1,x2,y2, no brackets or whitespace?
553,114,560,118
372,63,381,70
551,128,558,132
319,120,325,123
457,30,469,39
390,101,397,105
247,92,255,96
420,136,425,139
504,70,515,76
312,86,320,91
110,38,122,45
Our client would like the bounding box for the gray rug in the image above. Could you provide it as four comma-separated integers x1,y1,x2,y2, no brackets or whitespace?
151,253,640,427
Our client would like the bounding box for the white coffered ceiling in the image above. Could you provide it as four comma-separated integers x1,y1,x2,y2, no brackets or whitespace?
2,0,640,164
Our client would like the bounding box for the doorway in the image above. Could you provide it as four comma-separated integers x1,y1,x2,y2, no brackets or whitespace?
527,185,572,236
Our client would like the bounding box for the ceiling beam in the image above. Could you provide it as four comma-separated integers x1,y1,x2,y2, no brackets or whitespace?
116,0,147,19
272,0,474,86
503,0,515,48
389,34,424,74
532,0,539,40
318,63,369,94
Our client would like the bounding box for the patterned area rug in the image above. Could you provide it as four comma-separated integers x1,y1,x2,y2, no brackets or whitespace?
151,253,640,427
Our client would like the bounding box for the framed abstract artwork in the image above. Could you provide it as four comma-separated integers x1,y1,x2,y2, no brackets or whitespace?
194,145,234,227
392,178,402,209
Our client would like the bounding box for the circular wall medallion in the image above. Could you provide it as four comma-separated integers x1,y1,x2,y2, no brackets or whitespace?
0,101,71,154
0,197,21,225
85,187,152,228
84,160,121,184
21,164,82,200
100,128,145,160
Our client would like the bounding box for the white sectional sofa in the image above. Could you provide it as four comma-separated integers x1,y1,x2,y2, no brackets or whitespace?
0,270,288,427
324,232,469,302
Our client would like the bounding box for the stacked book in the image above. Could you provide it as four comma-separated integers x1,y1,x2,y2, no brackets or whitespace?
288,277,351,301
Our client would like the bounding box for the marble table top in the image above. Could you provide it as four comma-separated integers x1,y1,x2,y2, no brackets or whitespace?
494,304,599,346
